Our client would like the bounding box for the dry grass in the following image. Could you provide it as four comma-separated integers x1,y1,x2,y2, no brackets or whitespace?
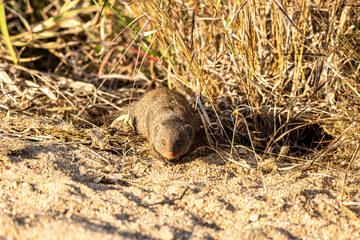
1,1,360,171
1,1,360,238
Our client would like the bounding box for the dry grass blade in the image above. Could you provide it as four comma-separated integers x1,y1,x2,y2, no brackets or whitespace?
272,0,306,40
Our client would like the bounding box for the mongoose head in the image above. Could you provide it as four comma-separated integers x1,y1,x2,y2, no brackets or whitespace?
154,121,194,160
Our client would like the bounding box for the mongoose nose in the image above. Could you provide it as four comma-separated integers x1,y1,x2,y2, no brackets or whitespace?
168,152,174,157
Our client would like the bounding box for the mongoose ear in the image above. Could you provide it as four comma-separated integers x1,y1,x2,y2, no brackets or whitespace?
154,123,161,133
184,124,194,139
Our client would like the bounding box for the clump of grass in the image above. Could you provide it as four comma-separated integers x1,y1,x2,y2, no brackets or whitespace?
0,0,359,169
126,1,360,164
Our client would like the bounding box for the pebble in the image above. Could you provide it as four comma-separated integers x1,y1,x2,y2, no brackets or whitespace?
249,214,260,222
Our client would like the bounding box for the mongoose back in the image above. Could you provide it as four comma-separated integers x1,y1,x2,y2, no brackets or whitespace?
130,88,197,160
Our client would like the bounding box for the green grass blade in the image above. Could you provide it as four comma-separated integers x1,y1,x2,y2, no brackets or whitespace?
0,3,17,64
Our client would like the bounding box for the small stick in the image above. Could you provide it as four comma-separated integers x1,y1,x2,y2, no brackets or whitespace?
143,186,190,207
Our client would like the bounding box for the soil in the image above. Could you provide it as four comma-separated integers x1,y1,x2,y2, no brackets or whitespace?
0,129,359,240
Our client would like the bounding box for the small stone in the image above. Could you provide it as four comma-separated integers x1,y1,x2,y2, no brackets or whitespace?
249,214,260,222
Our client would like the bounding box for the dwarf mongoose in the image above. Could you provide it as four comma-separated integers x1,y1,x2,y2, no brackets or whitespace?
130,88,197,161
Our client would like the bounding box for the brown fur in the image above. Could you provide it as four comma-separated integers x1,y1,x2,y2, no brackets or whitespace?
130,88,197,160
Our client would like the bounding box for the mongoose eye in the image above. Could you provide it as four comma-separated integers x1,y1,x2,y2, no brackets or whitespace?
177,140,182,147
161,139,166,145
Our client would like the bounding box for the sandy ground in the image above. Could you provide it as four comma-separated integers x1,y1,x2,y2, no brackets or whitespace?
0,133,359,240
